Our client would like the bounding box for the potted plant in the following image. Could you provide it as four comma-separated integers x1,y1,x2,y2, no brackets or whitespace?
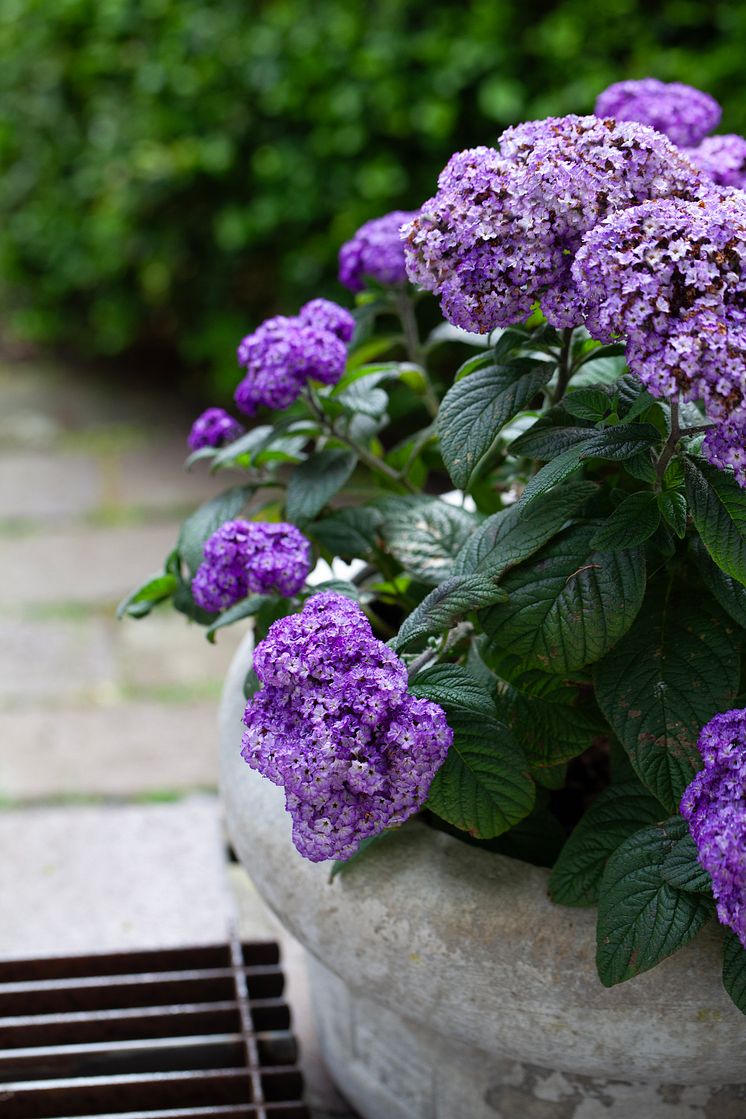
122,79,746,1117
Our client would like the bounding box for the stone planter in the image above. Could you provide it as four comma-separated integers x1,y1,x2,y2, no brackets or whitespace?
219,632,746,1119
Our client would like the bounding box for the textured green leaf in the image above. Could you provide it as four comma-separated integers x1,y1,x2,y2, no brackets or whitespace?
116,571,178,619
592,492,660,551
311,506,383,560
519,424,660,508
564,387,611,421
438,358,553,488
596,817,714,986
660,833,712,894
453,479,596,579
178,485,255,575
658,490,688,538
382,498,478,584
594,593,740,812
205,595,269,643
502,685,603,770
509,405,594,459
692,537,746,629
685,456,746,586
412,665,535,838
549,783,663,907
285,449,357,523
394,576,507,650
723,932,746,1015
482,523,646,674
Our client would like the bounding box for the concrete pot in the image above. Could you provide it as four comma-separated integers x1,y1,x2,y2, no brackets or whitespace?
219,632,746,1119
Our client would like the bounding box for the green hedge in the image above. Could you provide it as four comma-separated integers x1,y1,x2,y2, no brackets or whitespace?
1,0,745,389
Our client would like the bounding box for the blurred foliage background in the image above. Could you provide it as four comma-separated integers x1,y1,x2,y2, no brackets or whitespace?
0,0,744,393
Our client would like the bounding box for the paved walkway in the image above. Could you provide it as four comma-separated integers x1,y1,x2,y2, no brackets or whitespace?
0,354,355,1118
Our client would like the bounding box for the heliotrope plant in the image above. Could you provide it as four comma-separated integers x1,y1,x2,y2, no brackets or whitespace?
122,78,746,1013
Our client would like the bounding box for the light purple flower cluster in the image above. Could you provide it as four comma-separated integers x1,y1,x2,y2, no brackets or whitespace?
681,709,746,948
403,115,707,333
704,414,746,487
235,299,354,416
241,592,453,861
187,408,244,452
685,135,746,190
339,210,419,292
192,520,311,613
572,195,746,424
595,79,721,147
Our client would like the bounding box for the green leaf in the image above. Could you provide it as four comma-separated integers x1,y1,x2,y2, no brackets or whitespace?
205,595,269,643
285,449,357,523
411,664,535,838
660,833,712,894
519,424,660,508
209,426,274,469
596,817,714,986
691,537,746,629
564,387,611,421
685,456,746,586
501,685,603,770
438,358,553,488
381,498,478,584
395,576,507,650
482,523,646,674
658,490,688,538
591,492,661,551
722,932,746,1015
116,571,178,619
178,485,254,576
453,479,596,579
549,782,663,907
508,405,594,459
311,507,383,560
594,593,740,812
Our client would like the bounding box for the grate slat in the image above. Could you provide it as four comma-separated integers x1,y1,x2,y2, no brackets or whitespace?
0,943,308,1119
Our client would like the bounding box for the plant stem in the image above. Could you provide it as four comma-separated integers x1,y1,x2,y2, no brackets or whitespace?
551,327,576,404
393,291,440,418
655,398,681,490
305,388,418,493
406,620,474,681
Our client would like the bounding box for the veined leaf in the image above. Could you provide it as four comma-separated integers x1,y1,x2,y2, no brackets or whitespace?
285,449,357,523
691,537,746,629
394,575,507,650
723,932,746,1015
501,685,603,770
381,498,478,584
660,832,712,894
685,456,746,586
178,485,255,575
205,595,269,643
592,491,660,551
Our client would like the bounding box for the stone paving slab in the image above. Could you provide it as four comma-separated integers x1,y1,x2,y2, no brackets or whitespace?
0,617,117,706
0,797,231,957
0,451,103,521
0,521,181,607
0,700,224,800
116,609,245,695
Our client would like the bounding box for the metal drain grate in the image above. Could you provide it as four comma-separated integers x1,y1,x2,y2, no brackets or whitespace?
0,937,309,1119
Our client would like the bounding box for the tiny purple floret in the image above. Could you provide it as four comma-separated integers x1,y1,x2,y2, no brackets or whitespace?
192,520,311,613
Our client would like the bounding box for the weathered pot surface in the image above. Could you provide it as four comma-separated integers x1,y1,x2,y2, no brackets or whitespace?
220,631,746,1119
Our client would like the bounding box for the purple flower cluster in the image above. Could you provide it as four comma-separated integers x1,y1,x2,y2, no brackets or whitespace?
685,135,746,190
595,78,721,147
704,413,746,487
681,709,746,948
572,195,746,419
192,520,311,613
403,115,707,333
339,210,418,292
187,408,244,452
235,299,354,417
241,592,452,861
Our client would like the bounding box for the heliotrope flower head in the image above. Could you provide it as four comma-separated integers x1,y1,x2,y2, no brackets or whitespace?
595,78,721,147
235,310,348,416
704,410,746,486
241,591,453,861
572,195,746,417
299,298,356,343
681,709,746,948
403,115,707,334
191,520,311,613
187,408,244,452
339,210,419,292
685,135,746,190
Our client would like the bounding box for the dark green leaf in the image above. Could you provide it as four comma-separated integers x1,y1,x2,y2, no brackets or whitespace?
692,537,746,629
596,817,714,986
592,492,661,551
412,664,535,838
549,782,663,907
210,426,274,469
205,595,269,643
395,576,507,650
178,485,254,576
311,507,383,560
502,685,603,770
594,593,740,812
438,358,553,488
658,490,688,538
508,405,594,459
685,457,746,586
564,387,611,421
453,479,596,579
482,523,646,674
661,833,712,894
116,571,178,619
243,667,261,702
381,498,478,584
722,932,746,1015
285,449,357,523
